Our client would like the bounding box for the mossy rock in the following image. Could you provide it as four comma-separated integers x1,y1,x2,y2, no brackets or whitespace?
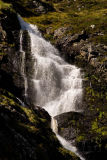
0,89,80,160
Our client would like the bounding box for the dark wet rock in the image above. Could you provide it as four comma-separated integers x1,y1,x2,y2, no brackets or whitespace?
0,10,23,97
55,29,107,80
53,26,107,81
55,112,85,142
55,111,107,160
0,10,32,100
55,30,88,61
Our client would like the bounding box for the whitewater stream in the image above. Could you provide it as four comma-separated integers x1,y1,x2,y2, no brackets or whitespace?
18,16,85,160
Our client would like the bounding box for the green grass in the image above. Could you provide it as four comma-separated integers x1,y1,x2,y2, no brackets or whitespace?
22,0,107,44
1,0,106,45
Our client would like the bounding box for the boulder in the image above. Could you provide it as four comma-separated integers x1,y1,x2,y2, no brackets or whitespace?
55,111,107,160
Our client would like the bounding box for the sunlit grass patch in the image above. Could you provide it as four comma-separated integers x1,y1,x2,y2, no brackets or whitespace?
0,0,12,10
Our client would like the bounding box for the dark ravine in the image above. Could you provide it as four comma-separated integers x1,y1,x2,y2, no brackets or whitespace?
0,0,107,160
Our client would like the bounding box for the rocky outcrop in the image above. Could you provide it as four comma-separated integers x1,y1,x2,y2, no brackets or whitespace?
52,27,107,83
54,28,107,75
0,9,33,100
55,30,88,61
0,9,24,98
55,111,107,160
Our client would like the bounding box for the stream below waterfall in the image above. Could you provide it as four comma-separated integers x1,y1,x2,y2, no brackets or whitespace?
18,15,85,160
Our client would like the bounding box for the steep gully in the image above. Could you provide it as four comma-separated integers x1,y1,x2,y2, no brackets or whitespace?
18,16,85,160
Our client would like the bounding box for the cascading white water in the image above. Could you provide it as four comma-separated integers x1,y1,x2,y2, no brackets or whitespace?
18,15,85,160
19,30,28,98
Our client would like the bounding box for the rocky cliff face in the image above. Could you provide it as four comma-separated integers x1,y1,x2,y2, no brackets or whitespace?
0,5,21,88
0,0,107,160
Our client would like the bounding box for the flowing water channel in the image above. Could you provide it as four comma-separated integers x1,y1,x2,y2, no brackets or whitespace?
18,15,85,160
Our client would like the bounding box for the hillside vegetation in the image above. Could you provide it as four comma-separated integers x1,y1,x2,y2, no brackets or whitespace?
22,0,107,45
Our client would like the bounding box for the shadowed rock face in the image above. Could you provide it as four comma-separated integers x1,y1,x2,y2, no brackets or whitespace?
0,10,33,100
0,89,56,160
0,9,23,97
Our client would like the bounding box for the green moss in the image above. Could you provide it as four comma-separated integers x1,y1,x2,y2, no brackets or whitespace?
20,107,38,124
92,120,98,130
21,0,107,44
0,0,12,10
0,89,16,100
0,91,39,125
58,147,79,160
0,52,7,56
99,112,104,119
76,135,85,142
39,118,47,123
91,117,107,136
18,122,40,133
97,128,107,136
0,94,16,106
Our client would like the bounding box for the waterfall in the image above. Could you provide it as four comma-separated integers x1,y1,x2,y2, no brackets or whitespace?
18,15,85,160
19,30,28,98
51,118,85,160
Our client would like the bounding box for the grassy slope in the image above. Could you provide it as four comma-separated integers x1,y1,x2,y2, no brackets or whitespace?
1,0,107,44
23,0,107,45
